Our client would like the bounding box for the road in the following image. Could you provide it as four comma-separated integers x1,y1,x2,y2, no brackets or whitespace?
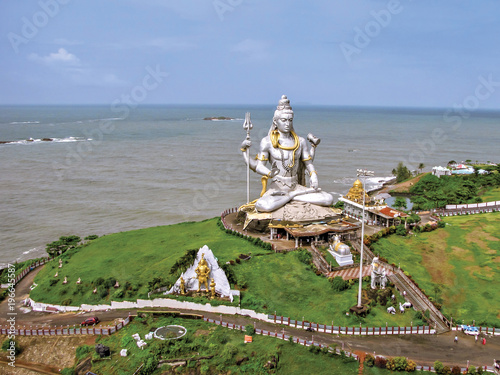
1,265,498,369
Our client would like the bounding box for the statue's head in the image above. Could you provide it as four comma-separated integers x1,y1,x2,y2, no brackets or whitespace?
273,95,294,130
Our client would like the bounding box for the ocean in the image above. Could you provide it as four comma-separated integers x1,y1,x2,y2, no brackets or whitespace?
0,104,498,268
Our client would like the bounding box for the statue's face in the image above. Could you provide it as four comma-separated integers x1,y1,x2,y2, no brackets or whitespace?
275,113,293,133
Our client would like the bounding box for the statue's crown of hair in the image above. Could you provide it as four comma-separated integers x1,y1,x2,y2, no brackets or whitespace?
276,95,292,111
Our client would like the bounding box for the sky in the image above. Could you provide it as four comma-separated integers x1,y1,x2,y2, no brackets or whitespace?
1,0,500,108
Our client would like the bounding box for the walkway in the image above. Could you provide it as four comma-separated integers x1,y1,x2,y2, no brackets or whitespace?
326,264,393,280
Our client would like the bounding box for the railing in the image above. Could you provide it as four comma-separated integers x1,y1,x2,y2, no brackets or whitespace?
267,314,434,336
0,315,132,337
202,316,359,360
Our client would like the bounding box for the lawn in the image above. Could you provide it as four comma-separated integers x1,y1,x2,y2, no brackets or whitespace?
31,217,415,328
371,212,500,327
235,251,415,327
31,218,270,306
480,186,500,202
85,314,361,375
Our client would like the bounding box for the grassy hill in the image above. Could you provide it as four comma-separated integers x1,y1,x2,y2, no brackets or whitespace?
371,212,500,327
31,218,415,327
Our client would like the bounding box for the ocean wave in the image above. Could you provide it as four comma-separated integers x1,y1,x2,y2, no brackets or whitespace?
9,121,40,124
0,137,90,145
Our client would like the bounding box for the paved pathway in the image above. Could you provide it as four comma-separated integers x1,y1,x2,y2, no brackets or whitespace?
326,264,394,280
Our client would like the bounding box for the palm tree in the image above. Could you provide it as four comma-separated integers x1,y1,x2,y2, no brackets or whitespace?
418,163,425,174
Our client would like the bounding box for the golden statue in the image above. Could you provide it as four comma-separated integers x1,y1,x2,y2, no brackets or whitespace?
179,276,186,295
195,254,211,292
210,278,216,299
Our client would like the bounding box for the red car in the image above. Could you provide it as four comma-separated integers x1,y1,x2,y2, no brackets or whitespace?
81,317,100,326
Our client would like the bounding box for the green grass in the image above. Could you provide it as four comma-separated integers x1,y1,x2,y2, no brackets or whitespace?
87,315,360,375
31,217,415,327
0,258,44,284
31,218,270,306
480,186,500,201
371,212,500,327
236,251,414,327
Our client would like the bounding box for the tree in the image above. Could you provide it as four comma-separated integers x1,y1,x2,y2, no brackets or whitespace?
393,197,407,211
395,162,412,183
418,163,425,174
45,235,81,257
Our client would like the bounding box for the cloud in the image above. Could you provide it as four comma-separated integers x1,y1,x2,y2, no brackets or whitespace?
232,39,271,62
29,48,81,66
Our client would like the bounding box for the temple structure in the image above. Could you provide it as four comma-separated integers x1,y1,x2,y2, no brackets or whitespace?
339,179,407,227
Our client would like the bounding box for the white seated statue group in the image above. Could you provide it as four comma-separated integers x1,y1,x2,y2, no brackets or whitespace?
371,257,387,289
240,95,333,213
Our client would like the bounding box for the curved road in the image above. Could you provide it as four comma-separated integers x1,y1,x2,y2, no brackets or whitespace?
1,266,498,370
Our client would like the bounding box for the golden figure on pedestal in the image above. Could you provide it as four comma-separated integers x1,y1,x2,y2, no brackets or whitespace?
210,278,216,299
195,253,211,292
179,277,186,295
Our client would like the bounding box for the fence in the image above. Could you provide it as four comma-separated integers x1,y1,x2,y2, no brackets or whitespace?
451,325,500,336
1,258,52,289
0,316,132,337
202,316,360,360
267,314,434,335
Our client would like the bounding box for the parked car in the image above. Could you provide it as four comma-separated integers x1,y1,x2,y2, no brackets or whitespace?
81,317,100,326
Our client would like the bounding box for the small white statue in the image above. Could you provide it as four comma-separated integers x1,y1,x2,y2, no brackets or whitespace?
54,272,58,277
370,257,387,289
59,259,63,268
93,287,97,294
76,277,81,284
63,276,68,284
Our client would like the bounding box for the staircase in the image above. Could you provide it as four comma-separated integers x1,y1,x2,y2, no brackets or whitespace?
351,240,450,334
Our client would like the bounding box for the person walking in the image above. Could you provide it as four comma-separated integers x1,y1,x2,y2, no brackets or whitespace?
475,335,478,343
454,335,458,343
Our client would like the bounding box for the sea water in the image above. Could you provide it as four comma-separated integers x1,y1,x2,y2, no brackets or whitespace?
0,105,498,267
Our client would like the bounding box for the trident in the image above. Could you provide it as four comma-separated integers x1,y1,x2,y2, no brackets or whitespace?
243,112,253,203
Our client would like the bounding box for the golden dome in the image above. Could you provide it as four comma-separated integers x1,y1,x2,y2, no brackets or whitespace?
345,178,369,203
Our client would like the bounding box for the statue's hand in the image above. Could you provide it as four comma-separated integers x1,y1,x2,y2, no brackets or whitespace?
269,162,279,178
240,139,251,151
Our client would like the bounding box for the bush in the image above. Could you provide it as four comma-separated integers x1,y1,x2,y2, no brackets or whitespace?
396,224,407,236
467,365,476,374
451,366,461,375
406,360,417,372
386,356,407,371
364,354,375,367
245,325,255,336
330,276,349,292
2,339,21,355
374,356,387,368
60,369,75,375
434,361,444,374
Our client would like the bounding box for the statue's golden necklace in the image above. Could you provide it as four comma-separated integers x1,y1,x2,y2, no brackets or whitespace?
271,130,300,170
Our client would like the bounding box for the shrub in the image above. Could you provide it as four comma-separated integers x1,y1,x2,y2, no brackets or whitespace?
442,366,451,375
396,224,407,236
364,354,375,367
374,356,387,368
245,325,255,336
60,369,75,375
434,361,444,374
451,366,461,375
2,339,21,355
467,365,476,374
406,360,417,372
331,276,349,292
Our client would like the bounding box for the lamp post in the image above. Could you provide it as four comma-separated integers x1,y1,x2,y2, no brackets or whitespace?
357,169,374,308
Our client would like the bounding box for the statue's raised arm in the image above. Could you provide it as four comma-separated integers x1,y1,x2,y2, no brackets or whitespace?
239,95,333,213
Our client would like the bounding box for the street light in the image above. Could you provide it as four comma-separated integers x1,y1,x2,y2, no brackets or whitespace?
357,169,374,308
